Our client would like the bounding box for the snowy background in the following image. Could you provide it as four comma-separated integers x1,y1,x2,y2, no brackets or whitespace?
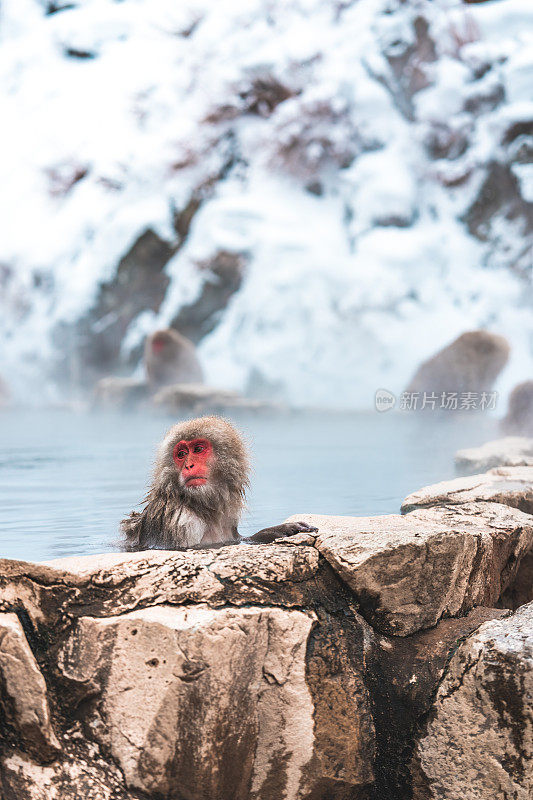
0,0,531,409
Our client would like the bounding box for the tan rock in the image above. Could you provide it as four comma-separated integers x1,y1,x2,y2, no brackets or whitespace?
0,613,60,762
4,501,532,642
401,465,533,515
366,607,509,796
412,601,533,800
1,750,125,800
58,604,374,800
2,503,532,798
0,543,376,799
455,436,533,474
288,503,533,635
151,383,282,414
501,548,533,611
0,542,320,627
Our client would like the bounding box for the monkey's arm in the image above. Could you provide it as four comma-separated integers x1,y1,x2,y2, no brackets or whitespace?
244,521,318,545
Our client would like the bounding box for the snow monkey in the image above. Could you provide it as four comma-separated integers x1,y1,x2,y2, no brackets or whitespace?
405,330,510,398
121,415,317,550
501,380,533,436
144,328,204,389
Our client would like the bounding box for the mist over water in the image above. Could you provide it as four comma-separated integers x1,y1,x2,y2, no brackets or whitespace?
0,409,498,563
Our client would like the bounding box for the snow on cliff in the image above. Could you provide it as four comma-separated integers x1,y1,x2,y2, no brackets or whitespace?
0,0,531,408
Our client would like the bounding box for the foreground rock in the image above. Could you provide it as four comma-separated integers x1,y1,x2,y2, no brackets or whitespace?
455,436,533,474
401,466,533,515
366,606,509,797
290,503,533,635
1,500,531,799
401,467,533,611
59,605,370,800
411,602,533,800
0,613,60,762
405,330,509,402
0,541,375,800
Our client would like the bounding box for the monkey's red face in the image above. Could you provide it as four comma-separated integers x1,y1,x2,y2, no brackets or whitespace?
173,439,213,488
152,337,166,354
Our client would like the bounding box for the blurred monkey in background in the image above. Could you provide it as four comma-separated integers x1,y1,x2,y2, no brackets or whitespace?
145,329,203,389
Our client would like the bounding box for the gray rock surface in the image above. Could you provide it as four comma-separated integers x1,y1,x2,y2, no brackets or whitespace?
0,501,531,798
58,604,373,800
401,466,533,611
289,503,533,635
455,436,533,474
0,540,374,800
0,613,60,762
401,465,533,515
151,383,282,414
412,601,533,800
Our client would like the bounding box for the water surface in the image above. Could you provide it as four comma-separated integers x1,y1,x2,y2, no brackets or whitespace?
0,409,498,562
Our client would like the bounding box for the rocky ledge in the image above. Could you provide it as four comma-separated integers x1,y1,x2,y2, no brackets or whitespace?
0,472,532,799
402,465,533,516
412,601,533,800
455,436,533,474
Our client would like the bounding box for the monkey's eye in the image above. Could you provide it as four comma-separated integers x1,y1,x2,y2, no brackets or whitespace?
176,449,187,460
193,444,205,454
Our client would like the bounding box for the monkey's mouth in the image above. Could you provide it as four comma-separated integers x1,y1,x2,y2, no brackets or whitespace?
184,476,208,487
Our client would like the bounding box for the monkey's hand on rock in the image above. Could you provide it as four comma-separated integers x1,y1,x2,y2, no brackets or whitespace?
246,522,318,545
